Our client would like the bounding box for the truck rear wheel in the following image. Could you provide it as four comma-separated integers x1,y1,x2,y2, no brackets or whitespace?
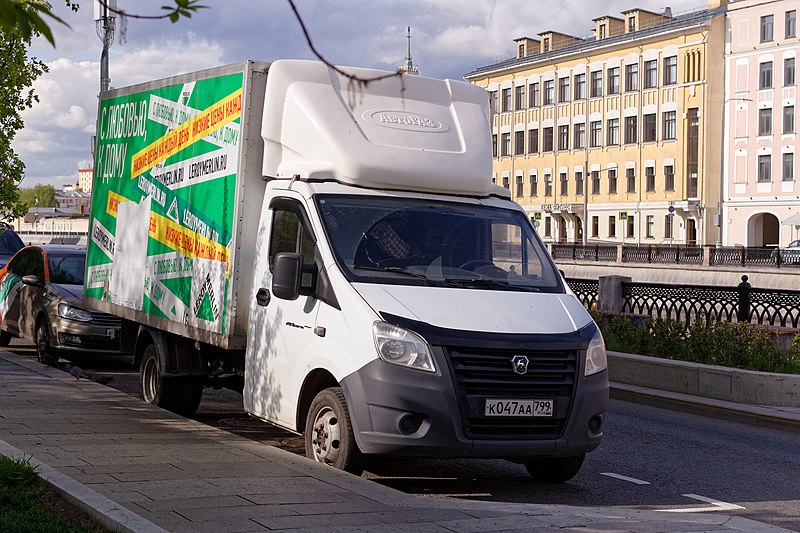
305,387,364,475
523,454,585,483
139,344,203,417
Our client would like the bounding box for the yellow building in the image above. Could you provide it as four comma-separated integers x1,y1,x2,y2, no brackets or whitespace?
464,1,727,246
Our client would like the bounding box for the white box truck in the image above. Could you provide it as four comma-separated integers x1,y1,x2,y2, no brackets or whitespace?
86,59,608,481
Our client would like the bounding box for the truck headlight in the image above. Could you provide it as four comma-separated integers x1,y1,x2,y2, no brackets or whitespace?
584,328,607,376
58,303,92,322
373,321,435,372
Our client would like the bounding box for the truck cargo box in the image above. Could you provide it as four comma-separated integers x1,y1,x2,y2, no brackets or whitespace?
85,61,269,349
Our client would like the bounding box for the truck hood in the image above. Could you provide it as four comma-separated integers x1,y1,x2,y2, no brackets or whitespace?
352,284,592,335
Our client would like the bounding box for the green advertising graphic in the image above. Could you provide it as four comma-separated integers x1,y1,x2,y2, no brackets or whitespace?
85,71,244,336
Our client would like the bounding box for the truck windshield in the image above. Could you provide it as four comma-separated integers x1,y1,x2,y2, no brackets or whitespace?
316,195,564,293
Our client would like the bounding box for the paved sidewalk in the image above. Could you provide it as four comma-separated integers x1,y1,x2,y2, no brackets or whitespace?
0,351,794,533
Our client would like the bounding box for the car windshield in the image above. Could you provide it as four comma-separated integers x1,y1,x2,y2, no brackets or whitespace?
0,227,24,255
315,195,564,293
48,253,86,285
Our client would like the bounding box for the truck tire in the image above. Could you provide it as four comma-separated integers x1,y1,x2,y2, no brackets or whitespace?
523,454,585,483
305,387,364,475
0,330,11,347
139,344,203,417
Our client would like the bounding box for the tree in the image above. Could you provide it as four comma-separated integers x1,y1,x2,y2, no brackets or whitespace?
0,1,47,220
19,184,56,209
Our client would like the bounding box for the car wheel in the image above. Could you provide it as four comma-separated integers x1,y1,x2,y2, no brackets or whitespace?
305,387,364,475
0,330,11,347
34,318,56,365
523,454,585,483
138,344,203,417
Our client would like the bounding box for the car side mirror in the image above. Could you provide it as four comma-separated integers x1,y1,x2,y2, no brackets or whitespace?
272,252,303,301
22,275,42,286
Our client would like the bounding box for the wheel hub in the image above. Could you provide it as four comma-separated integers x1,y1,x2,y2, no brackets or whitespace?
311,407,341,465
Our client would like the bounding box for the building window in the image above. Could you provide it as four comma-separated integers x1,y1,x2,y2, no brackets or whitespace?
759,108,773,136
544,216,552,237
544,173,553,196
489,91,498,115
758,154,771,182
644,59,657,88
628,16,636,32
643,113,656,142
590,70,603,97
785,106,795,134
574,123,585,149
501,88,511,112
646,215,654,238
528,128,539,153
627,215,635,238
529,82,540,107
560,172,568,196
543,80,555,105
543,37,550,52
624,116,638,144
558,76,570,102
515,85,526,110
607,118,620,145
625,63,638,92
502,176,510,189
645,166,655,192
516,175,524,197
663,111,677,140
591,170,600,194
501,133,511,156
608,168,618,194
530,174,538,196
492,134,497,158
663,56,677,85
575,171,584,195
574,73,586,100
785,58,796,86
687,108,699,197
760,61,773,89
598,23,606,39
607,67,620,94
558,125,569,150
784,153,795,181
543,127,554,152
760,14,774,42
514,130,525,155
608,215,616,238
665,214,673,239
665,164,675,191
626,167,636,192
787,10,797,39
589,121,602,148
591,216,599,238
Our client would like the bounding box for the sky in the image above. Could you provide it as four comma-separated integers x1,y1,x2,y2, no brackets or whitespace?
14,0,704,189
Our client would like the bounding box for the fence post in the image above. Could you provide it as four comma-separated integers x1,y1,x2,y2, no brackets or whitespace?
598,275,631,314
703,245,712,266
617,245,624,263
737,275,751,322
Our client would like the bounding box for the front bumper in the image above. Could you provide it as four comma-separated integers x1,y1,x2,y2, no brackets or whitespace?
48,316,127,354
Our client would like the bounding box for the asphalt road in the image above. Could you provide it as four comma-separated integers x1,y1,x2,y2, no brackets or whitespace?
7,340,800,532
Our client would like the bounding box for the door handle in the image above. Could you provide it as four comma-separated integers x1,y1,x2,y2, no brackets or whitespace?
256,288,271,307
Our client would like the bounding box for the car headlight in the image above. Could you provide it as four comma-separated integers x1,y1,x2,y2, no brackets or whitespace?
373,321,435,372
585,327,607,376
58,303,92,322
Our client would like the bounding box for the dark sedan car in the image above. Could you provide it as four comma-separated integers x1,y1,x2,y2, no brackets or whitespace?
0,245,129,360
0,223,24,269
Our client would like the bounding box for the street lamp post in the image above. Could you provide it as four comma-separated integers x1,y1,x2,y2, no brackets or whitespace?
95,0,117,93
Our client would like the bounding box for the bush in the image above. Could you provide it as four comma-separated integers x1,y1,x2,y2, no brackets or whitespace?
591,311,800,374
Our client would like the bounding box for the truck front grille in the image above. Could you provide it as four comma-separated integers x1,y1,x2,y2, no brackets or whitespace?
446,347,578,440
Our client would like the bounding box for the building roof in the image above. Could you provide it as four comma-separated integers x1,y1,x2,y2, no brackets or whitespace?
465,6,718,79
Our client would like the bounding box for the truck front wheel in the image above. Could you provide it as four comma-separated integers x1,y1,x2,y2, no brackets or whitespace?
305,387,364,475
523,454,585,483
139,344,203,417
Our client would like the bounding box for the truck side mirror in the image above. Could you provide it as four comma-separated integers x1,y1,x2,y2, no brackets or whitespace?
272,252,303,300
22,275,42,287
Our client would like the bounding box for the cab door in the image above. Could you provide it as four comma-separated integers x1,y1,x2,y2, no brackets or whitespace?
245,196,321,430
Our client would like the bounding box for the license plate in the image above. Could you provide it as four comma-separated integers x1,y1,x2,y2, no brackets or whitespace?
485,399,553,417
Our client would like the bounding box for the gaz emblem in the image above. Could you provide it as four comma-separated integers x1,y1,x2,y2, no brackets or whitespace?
511,355,529,375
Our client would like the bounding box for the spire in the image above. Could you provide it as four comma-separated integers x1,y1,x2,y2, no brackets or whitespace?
399,26,419,75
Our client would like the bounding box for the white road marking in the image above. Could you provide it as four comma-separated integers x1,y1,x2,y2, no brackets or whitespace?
657,493,746,513
600,472,651,485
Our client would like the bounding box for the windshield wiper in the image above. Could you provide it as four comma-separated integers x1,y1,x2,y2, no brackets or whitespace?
352,265,446,285
443,276,540,291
